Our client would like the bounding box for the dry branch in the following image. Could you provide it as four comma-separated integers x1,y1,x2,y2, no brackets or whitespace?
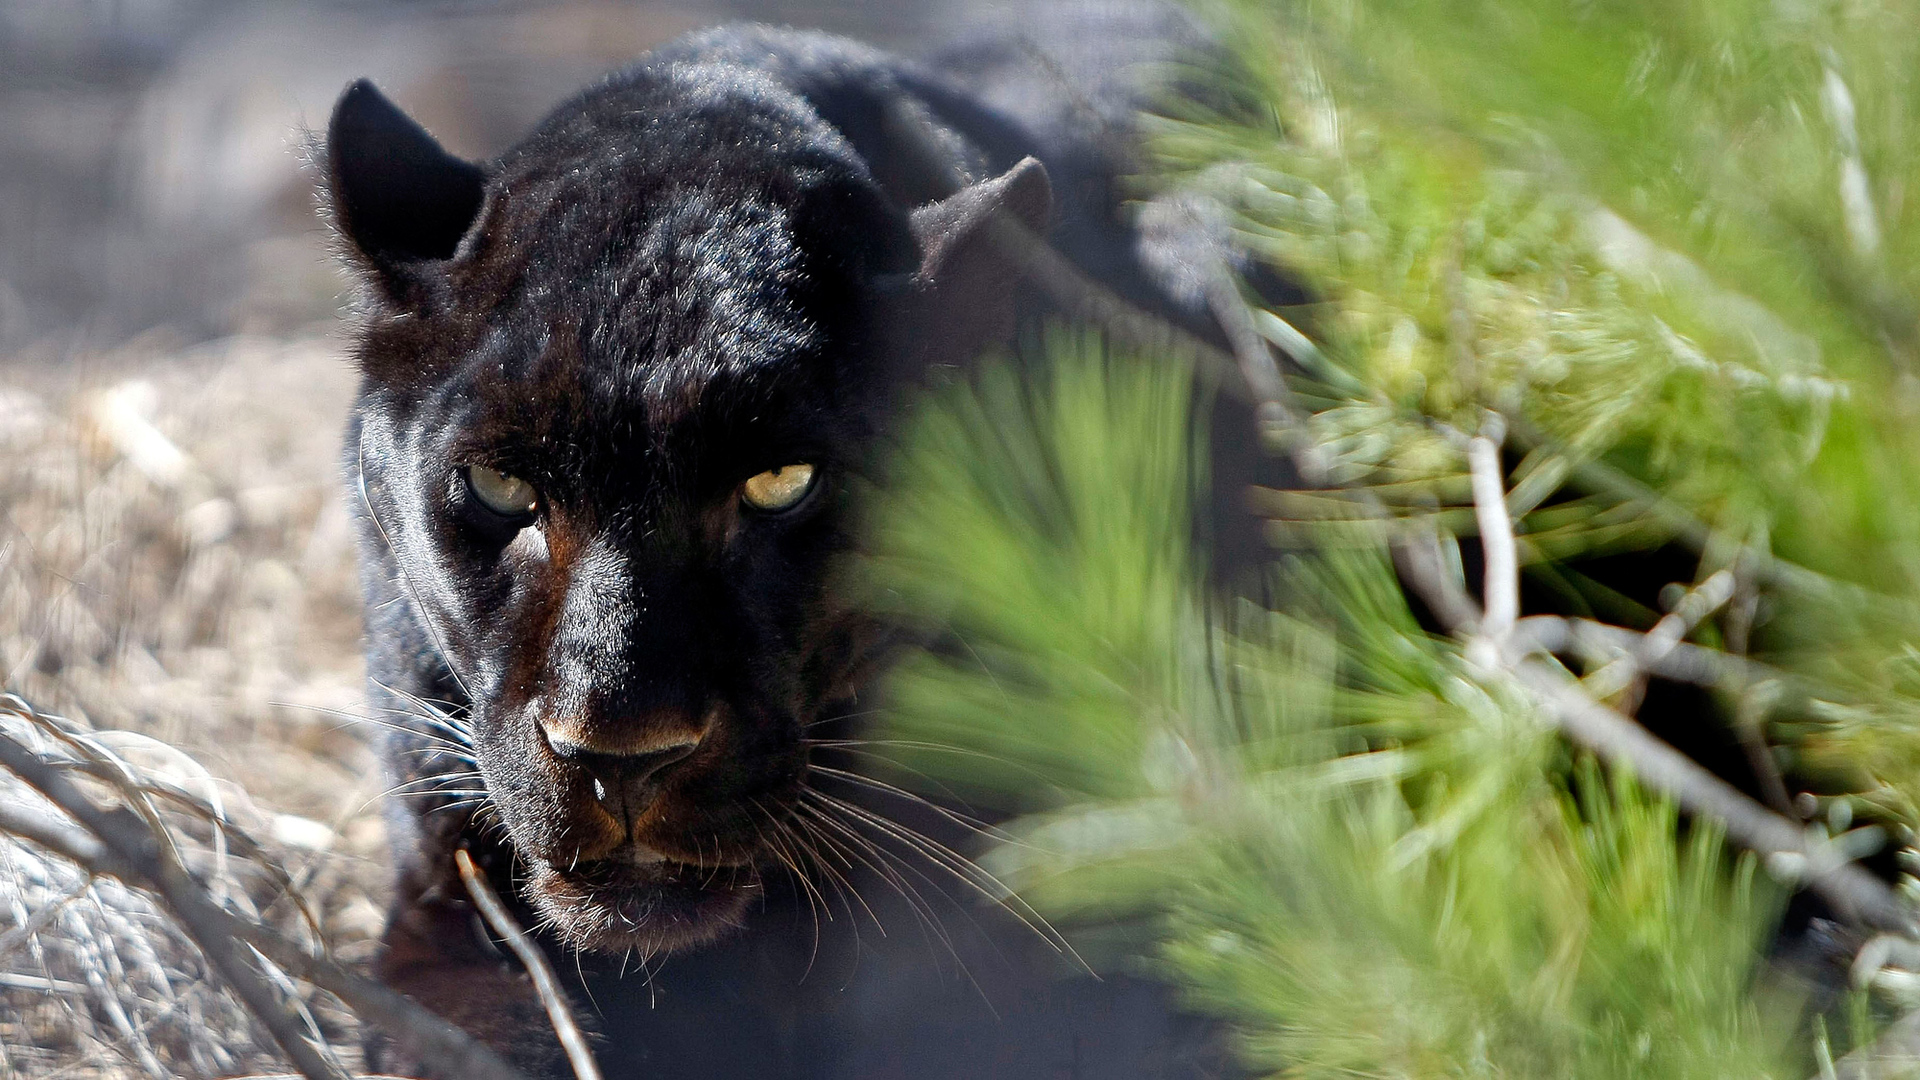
455,848,604,1080
1465,422,1515,637
0,727,351,1080
0,697,531,1080
1393,442,1919,938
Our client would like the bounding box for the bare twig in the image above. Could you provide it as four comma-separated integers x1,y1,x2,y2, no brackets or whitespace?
1510,616,1782,693
1582,569,1736,708
1643,569,1739,663
1512,587,1802,819
1513,660,1908,931
221,904,528,1080
1465,419,1515,638
454,848,603,1080
5,696,327,941
0,797,530,1080
1736,680,1799,819
1719,549,1799,818
1397,455,1917,937
0,800,121,875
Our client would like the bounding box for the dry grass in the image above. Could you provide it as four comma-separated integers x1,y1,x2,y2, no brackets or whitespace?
0,331,387,1078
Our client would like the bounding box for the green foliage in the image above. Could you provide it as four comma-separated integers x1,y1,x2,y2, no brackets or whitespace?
1152,0,1920,798
859,0,1920,1074
1165,766,1792,1079
869,341,1805,1076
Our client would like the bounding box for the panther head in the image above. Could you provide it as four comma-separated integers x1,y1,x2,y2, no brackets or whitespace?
325,60,1047,955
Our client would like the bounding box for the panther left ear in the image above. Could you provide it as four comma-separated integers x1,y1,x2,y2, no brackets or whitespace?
883,157,1053,376
908,156,1052,286
324,80,486,303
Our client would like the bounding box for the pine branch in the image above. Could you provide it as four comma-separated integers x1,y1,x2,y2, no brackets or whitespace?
1390,439,1917,936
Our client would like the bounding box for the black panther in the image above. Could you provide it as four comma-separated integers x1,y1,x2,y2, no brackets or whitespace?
327,11,1276,1078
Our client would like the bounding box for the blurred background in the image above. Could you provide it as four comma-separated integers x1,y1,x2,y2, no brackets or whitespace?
0,0,988,354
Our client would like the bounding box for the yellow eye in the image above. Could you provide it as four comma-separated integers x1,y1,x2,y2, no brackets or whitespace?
741,463,817,512
467,465,538,517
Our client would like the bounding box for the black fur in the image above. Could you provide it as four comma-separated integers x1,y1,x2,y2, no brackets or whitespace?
330,15,1265,1079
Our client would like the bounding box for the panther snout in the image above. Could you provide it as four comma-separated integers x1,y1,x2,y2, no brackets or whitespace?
542,724,704,831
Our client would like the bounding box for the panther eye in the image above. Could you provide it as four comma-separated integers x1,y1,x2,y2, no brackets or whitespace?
741,464,816,512
466,465,539,518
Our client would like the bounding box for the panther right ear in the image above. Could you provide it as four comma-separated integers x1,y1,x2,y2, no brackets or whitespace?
325,80,485,302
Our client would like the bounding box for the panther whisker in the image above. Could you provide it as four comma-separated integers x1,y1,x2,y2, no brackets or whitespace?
802,788,1081,965
801,738,1049,793
781,808,886,936
774,805,878,948
791,797,964,962
370,679,478,742
790,800,934,944
376,767,485,792
572,950,603,1021
357,435,476,701
754,801,834,921
793,797,997,1011
804,764,1021,846
427,796,494,818
747,802,826,975
804,737,1015,762
371,679,475,729
371,683,471,716
393,787,490,801
393,780,487,799
796,794,973,932
374,712,477,748
370,773,488,808
799,742,978,807
272,700,474,756
800,705,893,728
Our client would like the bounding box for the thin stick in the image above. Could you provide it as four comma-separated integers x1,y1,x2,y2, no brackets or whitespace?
226,903,529,1080
1511,615,1784,693
1575,569,1736,706
1466,422,1516,638
454,848,604,1080
1394,473,1917,937
1512,658,1910,932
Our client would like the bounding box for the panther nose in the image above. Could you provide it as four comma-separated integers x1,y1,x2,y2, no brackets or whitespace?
544,731,702,827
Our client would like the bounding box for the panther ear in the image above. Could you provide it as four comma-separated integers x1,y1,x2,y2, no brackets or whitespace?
886,157,1052,375
908,156,1051,286
324,80,485,301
